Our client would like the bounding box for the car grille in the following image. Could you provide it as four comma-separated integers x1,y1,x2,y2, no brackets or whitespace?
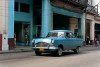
36,42,49,47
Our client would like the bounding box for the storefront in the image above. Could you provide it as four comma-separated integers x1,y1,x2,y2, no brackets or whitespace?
86,14,100,45
0,0,86,51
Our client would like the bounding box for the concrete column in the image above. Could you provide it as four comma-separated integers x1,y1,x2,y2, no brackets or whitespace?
8,0,14,50
78,13,86,40
78,18,81,38
30,0,34,46
0,0,8,34
41,0,53,37
90,20,95,45
0,0,9,51
81,13,86,41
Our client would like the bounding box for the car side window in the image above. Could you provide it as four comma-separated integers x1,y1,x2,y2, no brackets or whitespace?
66,32,74,38
69,32,74,38
66,33,70,38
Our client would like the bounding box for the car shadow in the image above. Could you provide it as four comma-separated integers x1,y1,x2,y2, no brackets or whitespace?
39,51,87,57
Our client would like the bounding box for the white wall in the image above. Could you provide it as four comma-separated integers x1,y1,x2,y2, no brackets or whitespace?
0,0,8,34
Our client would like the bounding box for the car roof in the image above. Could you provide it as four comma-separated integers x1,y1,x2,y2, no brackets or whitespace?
49,30,72,32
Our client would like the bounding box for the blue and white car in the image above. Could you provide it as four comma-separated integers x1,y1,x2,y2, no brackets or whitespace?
32,30,83,56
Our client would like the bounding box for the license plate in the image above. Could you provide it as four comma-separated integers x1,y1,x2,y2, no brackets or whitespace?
39,48,44,52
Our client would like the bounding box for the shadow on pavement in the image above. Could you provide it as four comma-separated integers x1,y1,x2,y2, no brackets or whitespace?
36,51,88,57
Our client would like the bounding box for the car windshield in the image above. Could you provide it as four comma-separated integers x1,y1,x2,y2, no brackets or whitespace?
47,32,64,38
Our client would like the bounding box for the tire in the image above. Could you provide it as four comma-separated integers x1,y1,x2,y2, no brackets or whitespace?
35,51,41,56
73,47,80,54
56,47,63,56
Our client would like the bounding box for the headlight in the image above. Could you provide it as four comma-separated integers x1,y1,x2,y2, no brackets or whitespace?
32,39,35,43
51,39,54,43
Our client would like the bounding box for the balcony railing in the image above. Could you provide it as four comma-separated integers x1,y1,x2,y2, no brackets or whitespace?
86,2,100,16
59,0,88,8
86,4,98,15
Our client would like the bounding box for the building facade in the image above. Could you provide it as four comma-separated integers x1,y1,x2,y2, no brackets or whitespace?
86,0,100,44
0,0,87,51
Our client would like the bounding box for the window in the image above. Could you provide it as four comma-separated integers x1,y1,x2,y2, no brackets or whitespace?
66,33,70,38
20,3,30,13
58,32,64,38
47,32,58,37
69,32,74,38
66,32,74,38
15,2,18,11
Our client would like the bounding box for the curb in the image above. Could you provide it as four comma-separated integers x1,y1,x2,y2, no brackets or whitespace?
82,45,100,47
0,49,33,54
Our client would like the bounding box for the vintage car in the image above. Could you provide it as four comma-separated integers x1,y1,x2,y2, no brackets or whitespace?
32,30,83,56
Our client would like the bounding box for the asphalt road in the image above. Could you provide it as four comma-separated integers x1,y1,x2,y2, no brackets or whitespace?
0,46,100,67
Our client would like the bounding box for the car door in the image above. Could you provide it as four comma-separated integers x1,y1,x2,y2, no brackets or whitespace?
68,32,77,49
64,32,76,50
63,32,71,50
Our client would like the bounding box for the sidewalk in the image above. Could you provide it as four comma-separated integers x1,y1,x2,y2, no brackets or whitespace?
81,44,100,51
0,46,33,54
0,45,100,54
82,44,100,47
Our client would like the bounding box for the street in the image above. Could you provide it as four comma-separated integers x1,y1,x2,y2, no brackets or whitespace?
0,0,100,67
0,46,100,67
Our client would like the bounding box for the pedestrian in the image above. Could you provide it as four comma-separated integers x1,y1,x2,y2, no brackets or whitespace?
86,36,90,45
66,33,70,38
94,36,99,46
14,33,16,47
24,32,29,46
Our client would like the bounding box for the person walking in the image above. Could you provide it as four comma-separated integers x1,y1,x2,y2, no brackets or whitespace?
94,36,99,46
14,33,16,47
24,31,29,46
86,36,90,45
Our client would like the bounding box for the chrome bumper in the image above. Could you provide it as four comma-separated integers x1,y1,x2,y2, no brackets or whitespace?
33,47,58,50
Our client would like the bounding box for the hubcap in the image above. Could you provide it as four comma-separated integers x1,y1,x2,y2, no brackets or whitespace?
58,48,62,56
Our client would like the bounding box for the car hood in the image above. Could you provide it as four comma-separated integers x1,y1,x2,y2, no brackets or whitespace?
33,37,57,44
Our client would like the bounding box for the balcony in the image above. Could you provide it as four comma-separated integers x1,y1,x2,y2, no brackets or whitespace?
59,0,88,8
86,4,98,15
86,1,100,17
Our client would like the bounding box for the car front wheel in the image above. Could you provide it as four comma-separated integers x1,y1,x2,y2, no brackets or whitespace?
56,47,63,56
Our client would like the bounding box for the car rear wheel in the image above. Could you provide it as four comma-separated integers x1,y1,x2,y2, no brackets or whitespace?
73,47,80,54
56,47,63,56
35,51,41,56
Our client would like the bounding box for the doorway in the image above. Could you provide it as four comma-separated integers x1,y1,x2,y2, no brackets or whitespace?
36,25,41,38
14,22,30,46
